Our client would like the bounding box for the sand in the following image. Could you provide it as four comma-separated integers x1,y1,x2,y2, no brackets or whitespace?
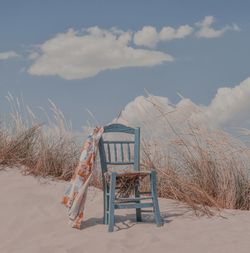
0,168,250,253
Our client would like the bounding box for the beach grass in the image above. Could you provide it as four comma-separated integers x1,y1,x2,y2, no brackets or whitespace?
0,94,250,214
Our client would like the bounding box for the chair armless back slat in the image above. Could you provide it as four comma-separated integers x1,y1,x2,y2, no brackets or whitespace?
127,143,131,162
114,143,118,162
98,124,140,176
120,143,124,162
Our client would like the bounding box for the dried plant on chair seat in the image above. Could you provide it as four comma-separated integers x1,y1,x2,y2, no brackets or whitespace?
105,171,150,198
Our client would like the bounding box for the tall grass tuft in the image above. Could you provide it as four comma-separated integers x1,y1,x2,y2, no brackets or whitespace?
1,94,250,214
0,94,81,180
118,95,250,213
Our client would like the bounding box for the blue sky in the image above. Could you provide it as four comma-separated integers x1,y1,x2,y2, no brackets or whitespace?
1,0,250,130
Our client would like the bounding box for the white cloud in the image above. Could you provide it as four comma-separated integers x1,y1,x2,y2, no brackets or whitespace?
159,25,193,41
134,16,239,48
134,24,193,48
202,77,250,126
115,82,250,168
117,77,250,134
196,16,240,38
133,26,159,48
116,95,203,139
27,17,240,79
28,51,40,60
0,51,19,60
28,27,173,80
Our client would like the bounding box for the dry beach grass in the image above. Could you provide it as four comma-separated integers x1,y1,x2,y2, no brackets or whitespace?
0,94,250,215
0,95,80,180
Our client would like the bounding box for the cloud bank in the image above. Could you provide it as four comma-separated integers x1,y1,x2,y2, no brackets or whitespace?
116,77,250,136
196,16,240,38
133,16,239,48
27,16,240,80
201,77,250,126
0,51,19,60
134,25,193,48
28,27,173,80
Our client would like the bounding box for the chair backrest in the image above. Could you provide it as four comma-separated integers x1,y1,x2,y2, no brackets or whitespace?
98,123,140,176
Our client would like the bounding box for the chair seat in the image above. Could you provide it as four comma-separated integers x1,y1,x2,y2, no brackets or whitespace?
116,171,151,178
104,171,151,183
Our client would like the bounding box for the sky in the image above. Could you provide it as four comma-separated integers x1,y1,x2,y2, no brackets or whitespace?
1,0,250,131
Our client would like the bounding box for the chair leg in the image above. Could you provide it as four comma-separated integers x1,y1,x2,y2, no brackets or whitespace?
136,206,142,222
103,184,109,225
150,171,163,227
103,187,106,224
108,172,116,232
135,180,142,222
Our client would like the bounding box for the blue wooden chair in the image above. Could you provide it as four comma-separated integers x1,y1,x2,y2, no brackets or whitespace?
98,123,162,232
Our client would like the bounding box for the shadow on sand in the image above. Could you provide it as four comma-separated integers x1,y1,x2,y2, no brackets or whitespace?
81,203,191,231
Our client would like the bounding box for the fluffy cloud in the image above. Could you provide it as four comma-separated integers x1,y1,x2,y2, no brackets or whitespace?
28,27,173,80
159,25,193,41
202,78,250,126
134,24,193,48
116,95,203,139
133,26,159,48
133,16,239,48
196,16,240,38
27,17,240,79
0,51,19,60
117,77,250,134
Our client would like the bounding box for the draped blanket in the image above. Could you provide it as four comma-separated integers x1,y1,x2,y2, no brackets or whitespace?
61,127,104,229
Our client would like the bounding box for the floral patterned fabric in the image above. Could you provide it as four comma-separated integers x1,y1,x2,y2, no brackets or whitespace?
61,126,104,229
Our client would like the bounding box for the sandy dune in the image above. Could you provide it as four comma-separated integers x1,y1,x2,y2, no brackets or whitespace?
0,168,250,253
